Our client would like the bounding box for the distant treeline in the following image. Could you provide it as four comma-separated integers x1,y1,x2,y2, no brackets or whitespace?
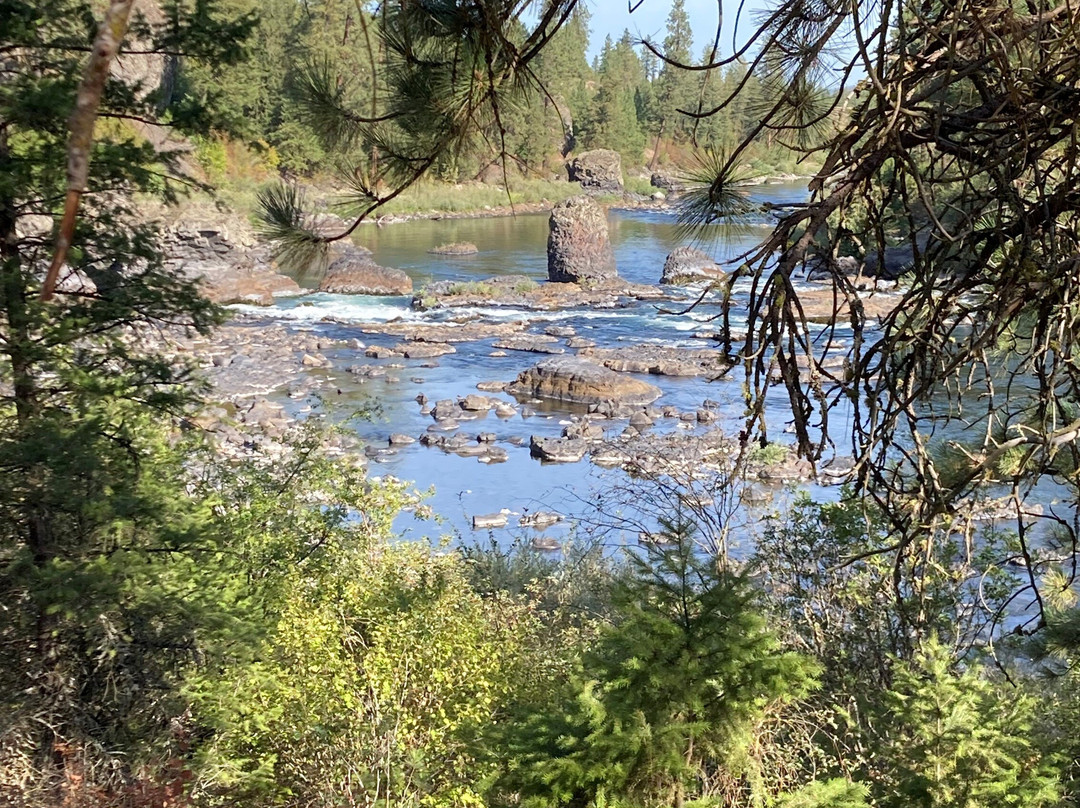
184,0,812,181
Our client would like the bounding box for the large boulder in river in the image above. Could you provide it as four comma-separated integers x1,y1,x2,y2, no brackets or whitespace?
660,247,727,285
319,244,413,295
203,264,301,306
162,221,301,306
567,149,624,191
547,196,617,284
508,357,661,406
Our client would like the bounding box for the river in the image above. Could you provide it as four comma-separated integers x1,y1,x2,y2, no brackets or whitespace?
230,183,863,549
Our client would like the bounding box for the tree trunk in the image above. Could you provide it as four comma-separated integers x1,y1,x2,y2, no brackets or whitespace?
41,0,136,301
649,118,667,172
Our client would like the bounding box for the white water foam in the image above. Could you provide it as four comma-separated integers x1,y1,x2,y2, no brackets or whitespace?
228,293,420,323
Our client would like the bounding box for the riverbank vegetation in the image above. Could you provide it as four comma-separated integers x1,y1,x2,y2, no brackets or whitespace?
3,0,1080,807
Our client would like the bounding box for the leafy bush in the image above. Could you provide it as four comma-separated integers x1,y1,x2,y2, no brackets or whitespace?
748,442,790,466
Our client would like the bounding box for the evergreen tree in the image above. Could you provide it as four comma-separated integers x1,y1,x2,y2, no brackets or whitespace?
0,0,253,801
649,0,699,161
871,640,1061,807
583,32,646,161
535,3,593,158
492,523,817,808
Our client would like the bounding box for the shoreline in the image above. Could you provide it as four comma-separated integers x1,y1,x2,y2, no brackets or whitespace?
365,194,669,227
357,174,812,227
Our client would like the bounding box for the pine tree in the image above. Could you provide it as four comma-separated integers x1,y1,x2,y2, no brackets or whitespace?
0,1,253,801
535,3,593,157
649,0,699,163
584,32,646,161
872,640,1061,807
493,523,818,808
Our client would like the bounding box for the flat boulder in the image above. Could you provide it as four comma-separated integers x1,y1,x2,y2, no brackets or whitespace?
319,244,413,295
473,513,508,529
508,357,662,406
530,436,588,463
661,247,727,285
796,288,899,323
492,335,566,355
395,342,456,358
579,345,730,378
547,196,617,284
567,149,623,191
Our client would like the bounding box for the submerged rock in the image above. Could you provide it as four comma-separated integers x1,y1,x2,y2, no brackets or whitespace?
507,357,662,406
428,242,479,255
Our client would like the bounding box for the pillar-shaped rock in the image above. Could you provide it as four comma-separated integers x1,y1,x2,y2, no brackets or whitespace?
547,196,618,284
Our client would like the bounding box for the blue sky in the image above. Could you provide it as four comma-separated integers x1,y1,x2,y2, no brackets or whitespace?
582,0,724,59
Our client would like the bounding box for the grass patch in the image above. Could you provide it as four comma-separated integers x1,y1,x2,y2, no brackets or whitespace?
447,281,497,297
623,175,656,195
376,178,580,216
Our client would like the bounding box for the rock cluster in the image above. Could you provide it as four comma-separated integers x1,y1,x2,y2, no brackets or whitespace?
547,196,617,284
414,275,667,313
567,149,624,191
650,172,688,193
359,320,528,343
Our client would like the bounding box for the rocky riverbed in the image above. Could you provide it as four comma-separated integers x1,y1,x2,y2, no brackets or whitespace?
159,181,914,541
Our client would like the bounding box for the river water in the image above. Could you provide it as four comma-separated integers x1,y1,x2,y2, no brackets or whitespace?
231,183,863,548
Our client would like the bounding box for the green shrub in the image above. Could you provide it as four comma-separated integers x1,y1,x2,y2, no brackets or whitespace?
748,442,790,466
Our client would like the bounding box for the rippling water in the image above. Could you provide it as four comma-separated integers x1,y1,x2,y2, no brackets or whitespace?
231,183,851,546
